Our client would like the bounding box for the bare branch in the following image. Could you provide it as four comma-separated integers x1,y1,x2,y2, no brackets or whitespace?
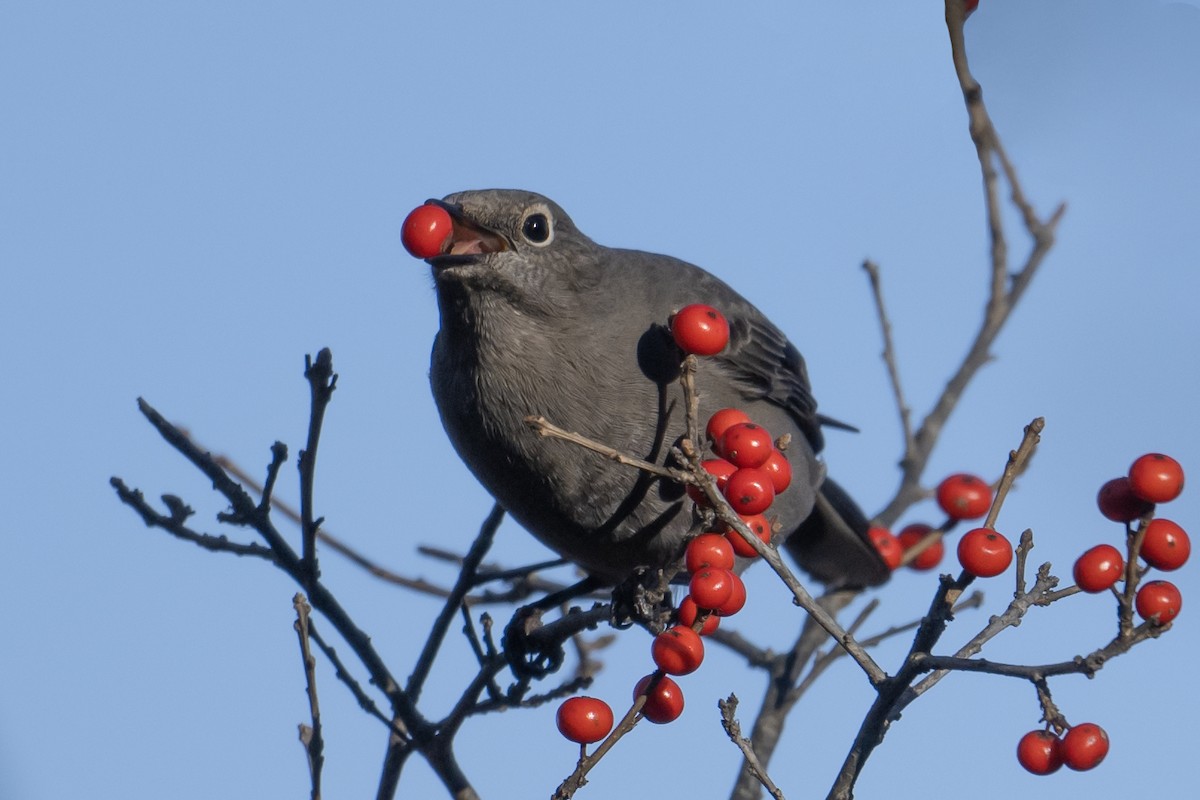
116,371,480,800
913,619,1168,680
872,1,1065,529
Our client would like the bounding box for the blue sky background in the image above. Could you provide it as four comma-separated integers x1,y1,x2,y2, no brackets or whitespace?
3,1,1198,798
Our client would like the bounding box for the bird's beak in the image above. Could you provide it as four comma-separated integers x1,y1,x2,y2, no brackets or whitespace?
426,199,509,259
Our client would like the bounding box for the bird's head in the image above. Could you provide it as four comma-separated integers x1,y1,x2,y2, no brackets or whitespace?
421,189,603,313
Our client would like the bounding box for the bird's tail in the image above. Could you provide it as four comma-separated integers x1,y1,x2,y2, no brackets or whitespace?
784,477,891,589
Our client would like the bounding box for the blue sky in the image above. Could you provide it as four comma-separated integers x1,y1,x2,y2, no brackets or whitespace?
3,1,1198,798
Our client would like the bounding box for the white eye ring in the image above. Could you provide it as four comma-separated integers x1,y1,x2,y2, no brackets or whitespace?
520,205,554,247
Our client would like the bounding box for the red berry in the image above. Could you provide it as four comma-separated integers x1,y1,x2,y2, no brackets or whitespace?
723,467,776,515
719,422,774,468
401,203,454,259
634,673,685,724
651,625,705,675
964,0,980,18
689,568,734,610
1060,723,1110,771
1136,579,1182,624
868,526,904,571
726,515,772,557
898,524,944,571
1073,544,1125,593
671,304,729,356
1097,477,1154,522
1128,453,1185,503
686,533,736,573
1140,518,1191,571
1016,729,1063,775
678,595,719,635
705,408,751,447
957,528,1013,577
555,696,614,745
935,473,992,521
713,571,747,617
687,458,738,506
760,449,792,494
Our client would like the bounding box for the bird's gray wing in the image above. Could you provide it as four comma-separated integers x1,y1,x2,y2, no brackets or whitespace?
717,312,825,452
599,249,824,450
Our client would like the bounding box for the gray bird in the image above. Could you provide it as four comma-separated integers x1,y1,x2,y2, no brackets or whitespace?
421,189,888,589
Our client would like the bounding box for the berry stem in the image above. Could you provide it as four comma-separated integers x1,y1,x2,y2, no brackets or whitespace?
1118,516,1153,638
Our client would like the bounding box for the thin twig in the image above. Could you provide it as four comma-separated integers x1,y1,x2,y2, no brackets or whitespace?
863,259,915,460
110,479,277,560
307,623,406,736
299,348,337,591
983,418,1044,531
719,696,785,800
407,504,505,704
525,415,686,482
257,441,289,515
294,593,324,800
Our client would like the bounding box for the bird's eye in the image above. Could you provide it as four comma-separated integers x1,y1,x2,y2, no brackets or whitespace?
521,212,552,245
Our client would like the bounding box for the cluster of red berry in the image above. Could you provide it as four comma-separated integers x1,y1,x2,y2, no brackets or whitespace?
557,304,790,747
1016,723,1109,775
1080,453,1189,621
867,472,1014,578
1016,453,1188,776
689,416,791,516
